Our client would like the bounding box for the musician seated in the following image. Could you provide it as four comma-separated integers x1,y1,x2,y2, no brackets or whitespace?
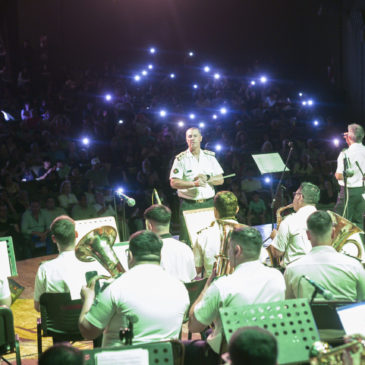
186,227,285,365
79,230,189,347
285,210,365,301
34,215,107,312
193,190,240,278
144,204,196,282
269,182,320,268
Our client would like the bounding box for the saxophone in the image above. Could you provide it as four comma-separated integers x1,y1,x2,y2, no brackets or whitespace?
267,203,294,267
276,203,294,229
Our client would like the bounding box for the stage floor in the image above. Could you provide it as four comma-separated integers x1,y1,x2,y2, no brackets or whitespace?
3,255,194,364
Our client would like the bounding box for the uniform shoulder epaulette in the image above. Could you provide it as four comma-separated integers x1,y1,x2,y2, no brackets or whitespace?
203,149,215,156
196,220,216,235
175,151,187,161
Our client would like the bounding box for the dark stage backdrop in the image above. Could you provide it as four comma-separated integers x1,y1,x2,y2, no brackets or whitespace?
10,0,340,80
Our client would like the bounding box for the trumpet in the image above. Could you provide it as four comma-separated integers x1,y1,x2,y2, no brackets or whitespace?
310,334,365,364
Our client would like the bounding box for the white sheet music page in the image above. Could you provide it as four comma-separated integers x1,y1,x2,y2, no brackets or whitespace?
95,348,149,365
252,153,288,174
0,241,11,278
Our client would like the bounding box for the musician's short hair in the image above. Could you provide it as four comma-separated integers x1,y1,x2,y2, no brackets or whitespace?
144,204,171,225
230,227,262,260
307,210,332,238
214,191,238,218
300,182,320,205
228,326,278,365
50,215,75,248
39,343,83,365
348,123,364,143
186,127,201,136
129,230,162,262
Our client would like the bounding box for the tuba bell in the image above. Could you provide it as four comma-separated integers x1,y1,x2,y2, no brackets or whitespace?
327,211,364,260
75,225,126,277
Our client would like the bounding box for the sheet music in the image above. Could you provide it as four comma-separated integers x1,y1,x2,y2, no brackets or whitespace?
252,153,289,174
0,241,11,278
95,348,149,365
183,207,215,245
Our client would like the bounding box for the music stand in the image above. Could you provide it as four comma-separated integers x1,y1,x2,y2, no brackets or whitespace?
183,207,215,246
219,298,319,365
0,237,23,302
252,152,292,233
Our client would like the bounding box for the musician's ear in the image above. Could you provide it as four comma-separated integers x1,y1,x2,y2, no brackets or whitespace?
306,230,311,241
235,244,242,257
331,227,335,240
235,206,239,214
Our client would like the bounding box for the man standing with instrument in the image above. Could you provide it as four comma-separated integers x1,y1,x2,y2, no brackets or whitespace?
269,182,320,268
335,123,365,230
170,127,224,245
285,210,365,301
187,227,285,365
194,190,241,278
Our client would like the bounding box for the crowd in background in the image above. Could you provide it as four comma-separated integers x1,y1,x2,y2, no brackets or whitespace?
0,34,342,259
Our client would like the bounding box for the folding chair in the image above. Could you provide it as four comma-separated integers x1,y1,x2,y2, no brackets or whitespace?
37,292,101,358
82,340,184,365
0,307,21,365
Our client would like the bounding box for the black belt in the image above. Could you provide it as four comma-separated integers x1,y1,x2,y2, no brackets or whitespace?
180,197,213,204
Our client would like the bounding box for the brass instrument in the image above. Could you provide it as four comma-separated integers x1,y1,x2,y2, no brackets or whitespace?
267,203,294,267
327,211,363,260
276,203,294,229
215,219,246,276
310,335,365,364
75,226,125,277
152,188,161,205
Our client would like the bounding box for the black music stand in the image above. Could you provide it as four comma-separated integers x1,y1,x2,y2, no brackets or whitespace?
219,299,319,365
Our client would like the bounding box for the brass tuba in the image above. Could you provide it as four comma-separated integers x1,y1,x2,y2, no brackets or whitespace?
75,226,126,277
215,220,246,276
327,211,364,260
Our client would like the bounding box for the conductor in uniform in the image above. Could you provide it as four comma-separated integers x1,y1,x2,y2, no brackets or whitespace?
170,127,224,244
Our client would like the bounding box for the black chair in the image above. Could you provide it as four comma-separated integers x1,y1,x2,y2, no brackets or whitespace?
0,307,21,365
37,292,101,358
183,278,208,340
